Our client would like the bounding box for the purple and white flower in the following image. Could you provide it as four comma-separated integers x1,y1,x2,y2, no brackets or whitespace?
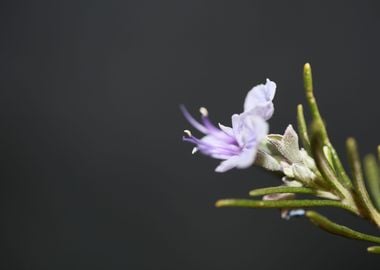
181,79,276,172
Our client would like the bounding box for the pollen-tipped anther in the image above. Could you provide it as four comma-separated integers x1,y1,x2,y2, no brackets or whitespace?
199,107,208,116
184,130,192,137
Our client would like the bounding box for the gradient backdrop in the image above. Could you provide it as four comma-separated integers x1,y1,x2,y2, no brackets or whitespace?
1,1,380,269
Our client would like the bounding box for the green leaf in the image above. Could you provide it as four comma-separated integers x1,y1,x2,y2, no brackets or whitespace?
322,146,334,168
346,138,380,226
364,154,380,210
303,63,352,189
367,246,380,254
310,122,350,199
249,186,314,197
297,104,311,154
303,63,328,143
215,199,356,213
306,211,380,245
330,147,353,189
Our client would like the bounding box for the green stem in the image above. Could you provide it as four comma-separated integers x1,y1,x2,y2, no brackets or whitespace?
215,199,356,213
306,211,380,245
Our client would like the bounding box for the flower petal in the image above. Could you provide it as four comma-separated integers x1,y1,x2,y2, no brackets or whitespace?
235,148,258,169
215,147,258,173
245,104,274,121
243,79,276,120
215,156,240,172
232,113,269,148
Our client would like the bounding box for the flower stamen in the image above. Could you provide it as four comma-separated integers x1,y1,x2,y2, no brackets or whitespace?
184,130,192,137
199,107,208,116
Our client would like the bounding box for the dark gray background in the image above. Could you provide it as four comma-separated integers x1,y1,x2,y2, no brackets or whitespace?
0,0,379,269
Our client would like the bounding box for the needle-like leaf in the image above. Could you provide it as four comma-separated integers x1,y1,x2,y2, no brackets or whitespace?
297,104,311,154
303,63,327,143
364,154,380,211
215,199,356,213
346,138,380,226
310,121,352,201
303,63,352,189
367,246,380,254
306,211,380,245
249,186,314,197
